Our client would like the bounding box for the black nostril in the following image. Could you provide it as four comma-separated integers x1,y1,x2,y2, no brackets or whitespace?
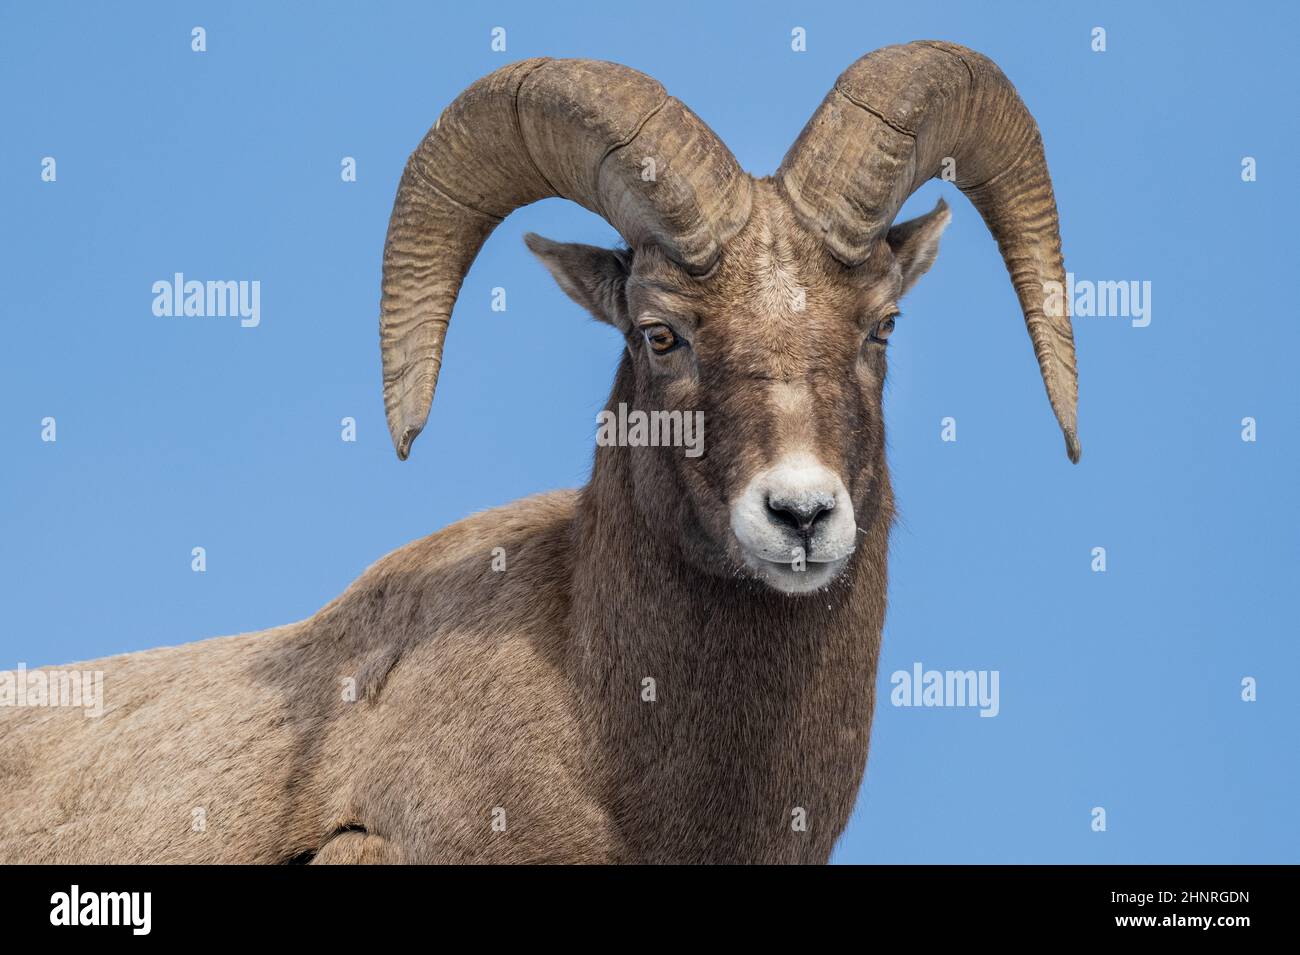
766,495,834,534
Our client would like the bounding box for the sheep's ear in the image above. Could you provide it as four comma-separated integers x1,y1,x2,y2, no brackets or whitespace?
525,233,632,332
886,198,952,296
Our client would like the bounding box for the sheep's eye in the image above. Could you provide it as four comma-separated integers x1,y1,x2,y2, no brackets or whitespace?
870,314,899,343
642,323,682,354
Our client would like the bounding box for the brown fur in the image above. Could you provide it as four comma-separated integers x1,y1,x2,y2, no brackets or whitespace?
1,180,950,863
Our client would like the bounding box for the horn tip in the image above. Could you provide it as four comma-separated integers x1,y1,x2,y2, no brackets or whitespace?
1065,429,1081,464
395,425,422,461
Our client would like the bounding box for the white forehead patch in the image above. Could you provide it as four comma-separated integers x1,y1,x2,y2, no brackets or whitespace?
769,379,813,416
767,379,816,455
752,210,806,317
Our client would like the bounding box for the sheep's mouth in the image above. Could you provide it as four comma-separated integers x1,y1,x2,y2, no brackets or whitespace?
752,548,854,566
726,455,860,595
739,549,852,595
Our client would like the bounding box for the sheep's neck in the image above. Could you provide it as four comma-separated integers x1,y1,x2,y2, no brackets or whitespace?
567,399,889,863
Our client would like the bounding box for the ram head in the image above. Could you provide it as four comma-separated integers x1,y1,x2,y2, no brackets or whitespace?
379,42,1079,593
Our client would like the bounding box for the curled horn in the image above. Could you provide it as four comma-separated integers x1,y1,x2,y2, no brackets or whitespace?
380,57,753,459
778,41,1081,462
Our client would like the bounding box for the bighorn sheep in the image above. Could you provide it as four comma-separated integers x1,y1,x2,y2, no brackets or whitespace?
0,42,1078,864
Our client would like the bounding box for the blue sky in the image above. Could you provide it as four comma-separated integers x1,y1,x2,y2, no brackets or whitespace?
1,1,1295,863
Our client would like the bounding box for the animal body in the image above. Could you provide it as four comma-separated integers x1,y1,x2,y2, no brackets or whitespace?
0,42,1078,864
